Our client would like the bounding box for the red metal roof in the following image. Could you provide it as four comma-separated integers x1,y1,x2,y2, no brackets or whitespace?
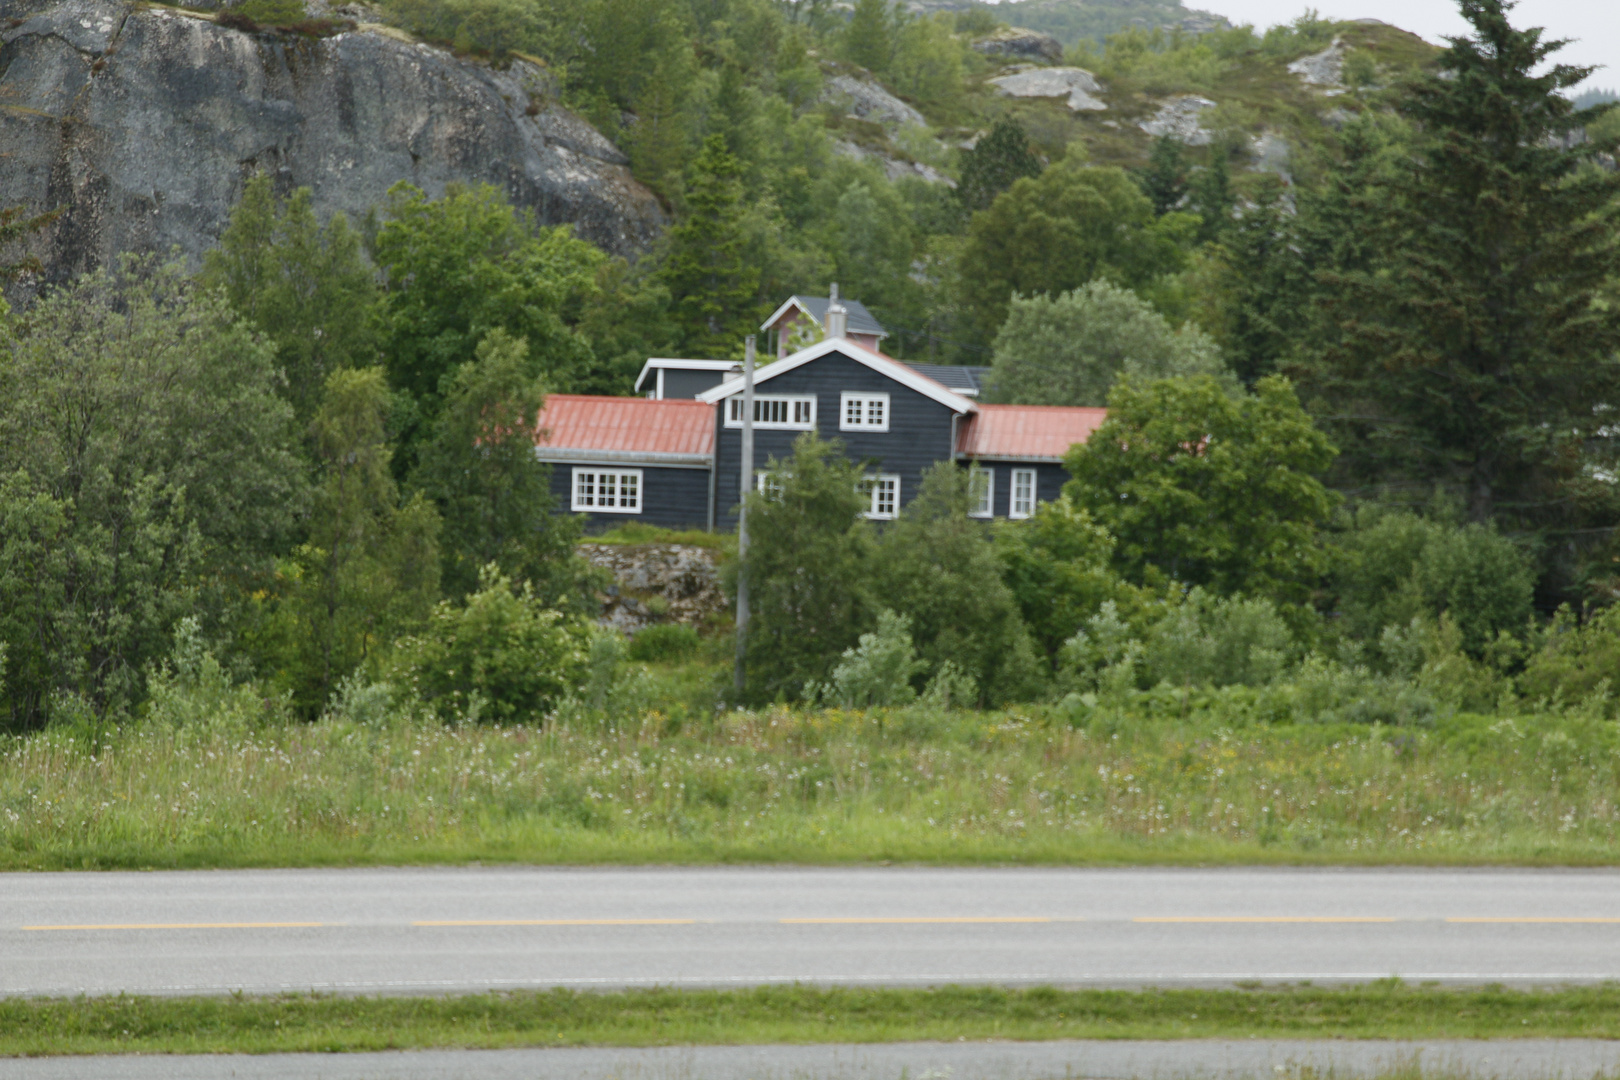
535,395,714,458
955,404,1108,462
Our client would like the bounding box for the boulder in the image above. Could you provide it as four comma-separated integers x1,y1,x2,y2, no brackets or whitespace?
0,0,665,292
971,27,1062,64
988,66,1106,112
578,543,727,633
1138,95,1217,145
820,73,926,130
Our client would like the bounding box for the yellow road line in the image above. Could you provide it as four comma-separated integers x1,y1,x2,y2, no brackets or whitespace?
781,917,1055,924
413,919,697,927
1445,917,1620,924
1134,916,1398,924
24,922,324,931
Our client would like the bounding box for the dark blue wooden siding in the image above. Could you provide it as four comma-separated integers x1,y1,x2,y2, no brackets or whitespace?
712,350,962,528
547,462,714,533
660,368,729,400
962,460,1070,518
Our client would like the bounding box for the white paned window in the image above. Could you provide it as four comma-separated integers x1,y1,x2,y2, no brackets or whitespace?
839,392,890,432
726,394,816,429
571,468,642,514
969,466,994,518
860,474,900,520
755,470,787,499
1009,468,1037,519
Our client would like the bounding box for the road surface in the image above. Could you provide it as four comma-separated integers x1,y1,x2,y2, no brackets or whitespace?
11,1041,1620,1080
4,866,1620,997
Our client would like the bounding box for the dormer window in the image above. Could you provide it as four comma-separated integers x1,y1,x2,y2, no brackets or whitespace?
840,392,889,432
726,394,816,430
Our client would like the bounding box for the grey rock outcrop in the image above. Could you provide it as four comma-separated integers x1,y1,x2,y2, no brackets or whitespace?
971,27,1062,64
578,543,727,633
820,72,927,131
1288,38,1348,87
988,66,1106,112
1139,95,1216,145
830,139,951,185
0,0,664,289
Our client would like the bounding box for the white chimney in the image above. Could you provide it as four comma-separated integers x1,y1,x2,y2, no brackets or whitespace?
824,282,847,340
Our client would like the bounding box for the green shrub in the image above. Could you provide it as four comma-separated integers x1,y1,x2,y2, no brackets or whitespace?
391,565,590,723
233,0,306,24
1141,588,1295,689
628,623,701,663
1333,508,1535,657
1519,605,1620,710
823,609,927,709
145,618,287,732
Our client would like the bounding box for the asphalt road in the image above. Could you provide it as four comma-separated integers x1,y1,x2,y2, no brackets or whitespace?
5,866,1620,997
12,1041,1620,1080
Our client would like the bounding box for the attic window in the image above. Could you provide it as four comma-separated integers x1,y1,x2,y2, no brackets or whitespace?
840,392,889,432
726,394,816,430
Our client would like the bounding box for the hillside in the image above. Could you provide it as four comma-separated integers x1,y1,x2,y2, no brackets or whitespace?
909,0,1231,45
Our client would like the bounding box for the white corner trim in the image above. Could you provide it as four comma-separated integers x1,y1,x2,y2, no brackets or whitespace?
697,339,978,415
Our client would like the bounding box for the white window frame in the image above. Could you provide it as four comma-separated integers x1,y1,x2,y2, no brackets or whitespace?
969,465,994,519
726,394,816,430
755,469,787,499
860,473,901,520
571,467,643,514
839,391,890,432
1009,468,1037,520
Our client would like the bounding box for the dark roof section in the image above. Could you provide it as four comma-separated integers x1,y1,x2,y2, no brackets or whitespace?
906,364,992,397
764,296,888,339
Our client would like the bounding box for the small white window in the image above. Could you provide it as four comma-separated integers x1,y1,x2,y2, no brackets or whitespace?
1010,468,1037,519
755,470,787,499
860,473,900,520
726,394,816,430
969,466,994,518
839,392,890,432
571,467,642,514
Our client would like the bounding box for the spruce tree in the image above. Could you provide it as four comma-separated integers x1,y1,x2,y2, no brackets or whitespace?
1137,135,1188,216
660,135,760,357
1305,0,1620,530
841,0,894,75
956,117,1042,214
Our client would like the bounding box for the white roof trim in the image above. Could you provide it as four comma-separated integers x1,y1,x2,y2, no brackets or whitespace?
634,357,739,393
954,451,1065,465
697,339,979,415
760,297,812,333
535,447,713,468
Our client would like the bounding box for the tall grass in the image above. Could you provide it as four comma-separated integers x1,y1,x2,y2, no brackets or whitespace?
4,698,1618,868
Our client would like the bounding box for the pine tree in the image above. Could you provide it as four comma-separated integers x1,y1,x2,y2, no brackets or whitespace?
660,135,761,357
956,118,1042,214
1304,0,1620,530
1187,142,1234,245
841,0,894,75
1137,135,1188,216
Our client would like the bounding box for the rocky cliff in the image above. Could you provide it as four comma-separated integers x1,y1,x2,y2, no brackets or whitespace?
0,0,665,289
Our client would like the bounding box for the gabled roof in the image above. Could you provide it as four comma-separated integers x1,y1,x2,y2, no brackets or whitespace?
633,357,739,393
955,404,1108,463
696,338,979,415
534,395,715,466
761,295,889,339
906,363,991,397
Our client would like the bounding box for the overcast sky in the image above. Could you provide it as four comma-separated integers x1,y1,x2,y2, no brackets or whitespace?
1188,0,1616,94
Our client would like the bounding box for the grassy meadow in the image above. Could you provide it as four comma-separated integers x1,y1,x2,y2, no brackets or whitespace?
5,659,1620,869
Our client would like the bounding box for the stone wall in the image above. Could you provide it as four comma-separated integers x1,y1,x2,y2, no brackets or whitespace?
578,543,728,634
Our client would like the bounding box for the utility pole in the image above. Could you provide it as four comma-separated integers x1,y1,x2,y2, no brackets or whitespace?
733,335,756,698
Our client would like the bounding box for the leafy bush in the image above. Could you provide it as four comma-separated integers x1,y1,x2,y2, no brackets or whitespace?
629,623,701,663
1332,509,1535,657
146,619,286,732
231,0,307,26
1518,606,1620,710
391,565,590,723
823,609,927,709
1140,588,1295,689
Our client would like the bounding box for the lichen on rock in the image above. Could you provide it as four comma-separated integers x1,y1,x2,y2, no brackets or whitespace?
988,66,1106,112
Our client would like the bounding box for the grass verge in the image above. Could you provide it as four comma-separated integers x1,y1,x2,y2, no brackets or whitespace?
6,697,1620,869
8,983,1620,1056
